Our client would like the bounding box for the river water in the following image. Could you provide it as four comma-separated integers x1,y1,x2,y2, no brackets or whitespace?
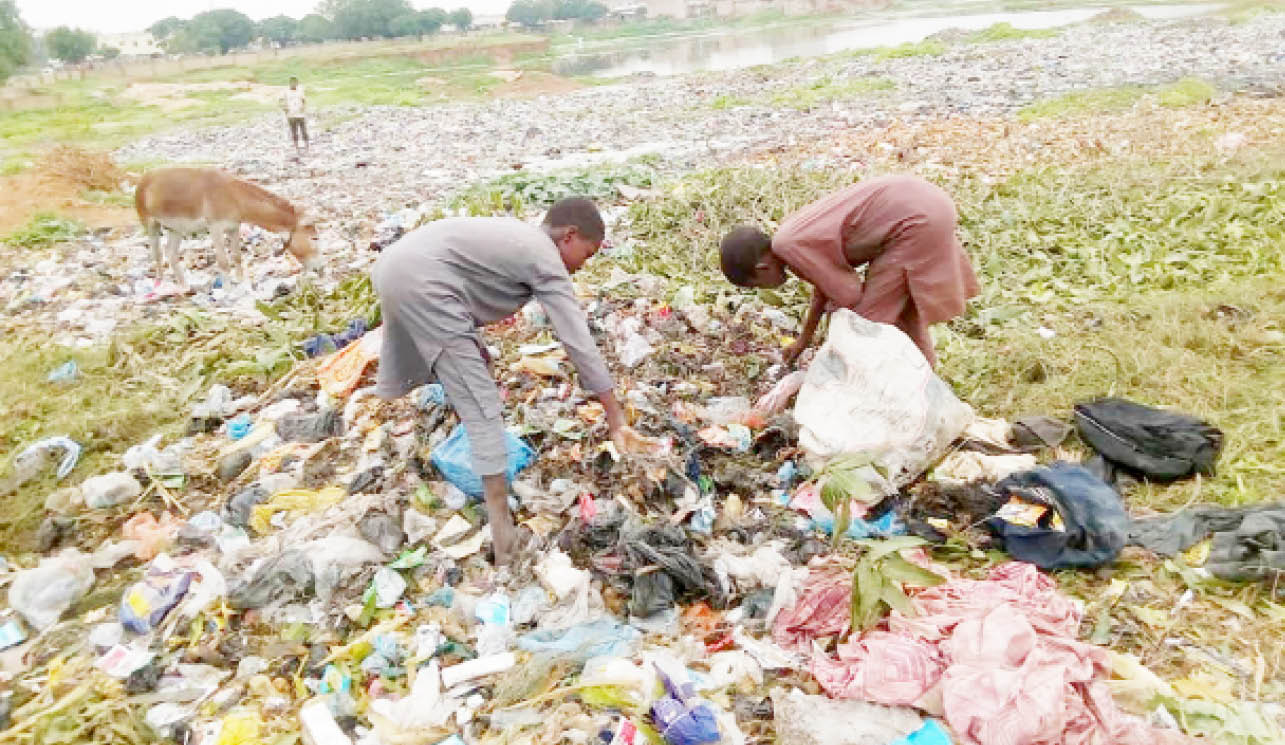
550,2,1217,77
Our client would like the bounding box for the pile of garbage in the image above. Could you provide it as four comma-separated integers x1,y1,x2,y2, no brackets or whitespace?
4,275,1283,745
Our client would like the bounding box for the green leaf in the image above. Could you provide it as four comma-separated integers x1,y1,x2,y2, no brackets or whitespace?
881,553,947,588
256,300,282,320
852,560,885,631
858,536,928,564
880,582,915,618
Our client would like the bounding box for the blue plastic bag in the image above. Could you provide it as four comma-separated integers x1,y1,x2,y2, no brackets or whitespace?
891,719,953,745
649,668,721,745
518,619,641,662
813,508,906,540
430,424,535,499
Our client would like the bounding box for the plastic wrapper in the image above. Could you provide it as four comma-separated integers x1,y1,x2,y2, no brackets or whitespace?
121,560,194,633
8,550,94,630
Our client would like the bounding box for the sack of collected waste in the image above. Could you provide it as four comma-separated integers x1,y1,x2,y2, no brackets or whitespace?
793,310,973,496
1073,397,1223,481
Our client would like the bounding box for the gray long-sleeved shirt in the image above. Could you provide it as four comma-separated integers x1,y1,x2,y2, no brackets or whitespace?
371,216,614,399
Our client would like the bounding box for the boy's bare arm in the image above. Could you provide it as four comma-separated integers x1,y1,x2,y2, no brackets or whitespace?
784,288,828,365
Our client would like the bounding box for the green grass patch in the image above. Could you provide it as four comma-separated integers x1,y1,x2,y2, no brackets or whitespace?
0,47,526,159
1157,77,1217,107
1018,86,1144,119
1221,0,1285,23
711,94,752,110
451,160,659,214
0,274,380,547
3,213,85,248
1020,78,1217,120
869,39,948,60
965,22,1059,43
770,75,894,109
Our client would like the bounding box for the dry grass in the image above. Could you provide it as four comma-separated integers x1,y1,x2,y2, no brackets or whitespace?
35,146,124,193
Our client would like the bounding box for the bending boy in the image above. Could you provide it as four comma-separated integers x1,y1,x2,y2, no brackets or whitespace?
719,174,979,367
373,198,631,565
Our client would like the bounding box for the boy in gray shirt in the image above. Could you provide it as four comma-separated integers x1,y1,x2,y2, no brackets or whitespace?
373,198,631,565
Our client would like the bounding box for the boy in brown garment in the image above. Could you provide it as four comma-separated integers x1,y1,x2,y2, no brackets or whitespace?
719,174,979,367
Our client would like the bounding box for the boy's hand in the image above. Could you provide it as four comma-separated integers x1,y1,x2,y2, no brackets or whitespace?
782,340,807,367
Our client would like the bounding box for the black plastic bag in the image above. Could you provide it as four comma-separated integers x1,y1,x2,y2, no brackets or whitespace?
1074,398,1223,481
987,462,1127,570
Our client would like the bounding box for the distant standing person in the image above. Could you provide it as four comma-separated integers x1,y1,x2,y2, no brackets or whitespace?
282,77,308,154
718,174,979,367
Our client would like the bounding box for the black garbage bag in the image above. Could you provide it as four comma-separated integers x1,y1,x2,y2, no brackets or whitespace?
1073,398,1223,481
620,523,716,615
987,462,1128,570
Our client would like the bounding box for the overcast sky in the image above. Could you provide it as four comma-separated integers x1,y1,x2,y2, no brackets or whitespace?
16,0,512,34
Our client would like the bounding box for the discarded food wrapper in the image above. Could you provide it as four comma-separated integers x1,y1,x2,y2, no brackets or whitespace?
994,496,1061,530
121,561,194,633
649,668,721,745
98,643,155,679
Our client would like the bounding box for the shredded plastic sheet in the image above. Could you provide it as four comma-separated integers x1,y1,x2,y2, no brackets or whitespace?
780,563,1194,745
317,326,383,397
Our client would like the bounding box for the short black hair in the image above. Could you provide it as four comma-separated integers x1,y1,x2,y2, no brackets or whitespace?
720,225,771,286
544,197,605,243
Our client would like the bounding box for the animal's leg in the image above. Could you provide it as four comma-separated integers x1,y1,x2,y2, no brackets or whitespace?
227,225,245,284
164,230,187,291
146,221,162,281
212,226,232,281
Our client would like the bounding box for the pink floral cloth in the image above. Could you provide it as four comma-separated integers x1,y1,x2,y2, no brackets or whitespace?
774,562,1194,745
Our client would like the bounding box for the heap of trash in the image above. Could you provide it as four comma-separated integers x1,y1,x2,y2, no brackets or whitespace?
3,248,1284,744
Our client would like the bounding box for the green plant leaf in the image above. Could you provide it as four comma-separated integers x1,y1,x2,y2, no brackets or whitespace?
881,553,947,588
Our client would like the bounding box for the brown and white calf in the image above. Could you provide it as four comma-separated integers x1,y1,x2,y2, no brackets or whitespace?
135,167,320,290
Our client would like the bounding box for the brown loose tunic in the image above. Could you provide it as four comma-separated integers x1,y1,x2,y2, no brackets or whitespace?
771,174,980,366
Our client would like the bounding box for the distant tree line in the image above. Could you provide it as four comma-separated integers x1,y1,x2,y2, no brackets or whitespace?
146,0,476,56
505,0,609,28
0,1,120,80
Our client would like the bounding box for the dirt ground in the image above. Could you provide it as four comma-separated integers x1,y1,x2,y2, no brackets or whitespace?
0,169,135,235
493,71,584,98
